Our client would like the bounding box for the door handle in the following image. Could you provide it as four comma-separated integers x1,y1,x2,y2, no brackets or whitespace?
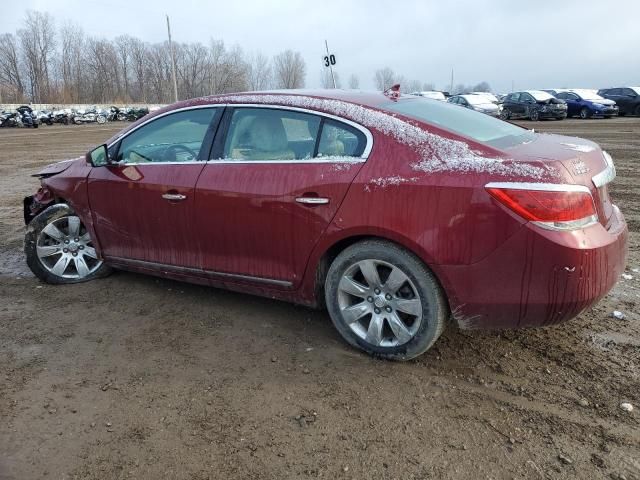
162,193,187,201
295,197,329,205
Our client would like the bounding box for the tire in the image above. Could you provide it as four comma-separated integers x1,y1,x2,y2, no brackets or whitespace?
25,204,112,284
117,113,126,121
500,109,510,120
96,115,106,124
579,107,591,119
324,239,448,361
33,123,39,128
634,105,640,117
529,108,539,121
73,116,82,125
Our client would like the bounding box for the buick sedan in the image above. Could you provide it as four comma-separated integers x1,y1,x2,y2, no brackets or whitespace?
23,89,628,360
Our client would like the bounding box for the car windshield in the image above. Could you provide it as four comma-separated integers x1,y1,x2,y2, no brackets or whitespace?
382,97,533,147
631,87,640,95
527,91,554,101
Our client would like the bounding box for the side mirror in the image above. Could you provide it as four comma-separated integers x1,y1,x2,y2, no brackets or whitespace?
88,144,109,167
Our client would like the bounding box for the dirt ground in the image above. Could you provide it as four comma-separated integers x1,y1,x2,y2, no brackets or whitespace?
0,119,638,480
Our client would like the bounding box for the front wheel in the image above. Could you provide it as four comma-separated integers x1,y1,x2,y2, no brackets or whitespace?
500,109,510,120
25,204,112,284
634,105,640,117
325,240,448,361
580,107,591,119
529,107,539,121
96,115,107,124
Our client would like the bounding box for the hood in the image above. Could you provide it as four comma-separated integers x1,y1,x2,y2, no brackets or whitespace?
33,157,84,177
593,98,616,106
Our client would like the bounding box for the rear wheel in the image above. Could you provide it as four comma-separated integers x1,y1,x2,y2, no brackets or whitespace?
580,107,591,119
634,105,640,116
25,204,112,284
325,240,448,361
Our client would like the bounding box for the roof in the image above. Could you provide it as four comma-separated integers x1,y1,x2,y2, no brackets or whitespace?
179,89,395,110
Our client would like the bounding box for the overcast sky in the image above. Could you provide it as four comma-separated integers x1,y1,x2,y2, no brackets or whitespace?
2,0,639,93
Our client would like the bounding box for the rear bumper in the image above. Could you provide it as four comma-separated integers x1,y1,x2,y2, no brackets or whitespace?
440,205,628,329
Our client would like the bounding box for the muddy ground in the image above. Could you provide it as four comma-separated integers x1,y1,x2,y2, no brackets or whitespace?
0,119,638,480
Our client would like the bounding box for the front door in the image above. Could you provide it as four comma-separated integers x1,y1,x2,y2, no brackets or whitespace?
88,107,221,267
194,106,371,287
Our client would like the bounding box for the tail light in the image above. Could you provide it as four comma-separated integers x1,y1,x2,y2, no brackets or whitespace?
485,182,598,231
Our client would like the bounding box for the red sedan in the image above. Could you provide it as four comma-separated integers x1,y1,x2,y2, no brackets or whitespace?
23,89,628,360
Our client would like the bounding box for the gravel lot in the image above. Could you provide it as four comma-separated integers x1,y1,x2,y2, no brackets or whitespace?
1,119,638,480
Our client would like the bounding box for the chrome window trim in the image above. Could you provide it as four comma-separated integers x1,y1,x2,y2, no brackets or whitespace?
105,102,374,167
592,151,616,188
485,182,592,194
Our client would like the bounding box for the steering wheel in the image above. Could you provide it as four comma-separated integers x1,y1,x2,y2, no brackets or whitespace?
163,144,197,162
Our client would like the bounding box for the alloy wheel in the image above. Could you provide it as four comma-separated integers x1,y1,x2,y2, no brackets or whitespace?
337,259,422,348
36,216,102,279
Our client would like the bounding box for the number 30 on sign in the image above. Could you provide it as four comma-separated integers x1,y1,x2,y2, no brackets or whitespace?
323,54,336,67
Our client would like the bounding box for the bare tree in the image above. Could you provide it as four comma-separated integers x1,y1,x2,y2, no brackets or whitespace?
374,67,395,91
0,33,24,102
273,50,306,89
405,79,422,93
471,81,491,92
176,42,209,98
320,69,341,89
348,74,359,89
18,10,57,102
115,35,135,101
245,51,271,91
422,82,435,91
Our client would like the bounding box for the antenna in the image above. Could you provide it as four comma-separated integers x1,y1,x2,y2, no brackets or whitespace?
166,15,179,102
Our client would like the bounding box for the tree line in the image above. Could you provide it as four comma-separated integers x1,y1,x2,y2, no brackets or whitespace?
0,11,492,104
0,11,307,104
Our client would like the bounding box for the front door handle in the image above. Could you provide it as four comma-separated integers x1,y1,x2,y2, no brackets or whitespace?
162,193,187,201
295,197,329,205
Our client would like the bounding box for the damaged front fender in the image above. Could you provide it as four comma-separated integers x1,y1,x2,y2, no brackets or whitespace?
23,186,55,225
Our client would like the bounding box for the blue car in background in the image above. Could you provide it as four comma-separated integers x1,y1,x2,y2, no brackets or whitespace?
554,89,619,119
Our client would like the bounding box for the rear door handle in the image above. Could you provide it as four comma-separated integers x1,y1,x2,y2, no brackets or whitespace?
295,197,329,205
162,193,187,201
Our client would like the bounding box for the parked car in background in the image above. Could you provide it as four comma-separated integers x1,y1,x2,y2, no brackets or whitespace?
468,92,500,104
500,90,567,121
410,91,447,101
22,90,627,361
597,87,640,116
447,94,501,117
555,90,618,119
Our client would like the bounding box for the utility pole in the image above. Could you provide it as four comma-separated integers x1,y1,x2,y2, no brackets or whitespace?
324,40,337,89
450,68,454,94
166,14,178,103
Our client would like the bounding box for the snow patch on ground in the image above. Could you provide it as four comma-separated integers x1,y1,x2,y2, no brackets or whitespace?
207,94,554,179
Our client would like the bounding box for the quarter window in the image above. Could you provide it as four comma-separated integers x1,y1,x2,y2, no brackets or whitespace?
115,108,217,164
317,119,366,158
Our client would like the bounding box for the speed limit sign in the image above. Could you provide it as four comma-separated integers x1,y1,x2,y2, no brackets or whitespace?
323,54,336,67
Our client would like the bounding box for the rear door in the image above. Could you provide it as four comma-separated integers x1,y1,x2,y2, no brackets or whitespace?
88,107,221,267
193,106,371,287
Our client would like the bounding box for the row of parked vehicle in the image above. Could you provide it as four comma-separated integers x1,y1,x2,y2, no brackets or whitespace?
411,85,640,121
0,105,150,128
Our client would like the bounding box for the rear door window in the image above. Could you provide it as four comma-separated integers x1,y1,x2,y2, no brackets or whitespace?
223,108,320,161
